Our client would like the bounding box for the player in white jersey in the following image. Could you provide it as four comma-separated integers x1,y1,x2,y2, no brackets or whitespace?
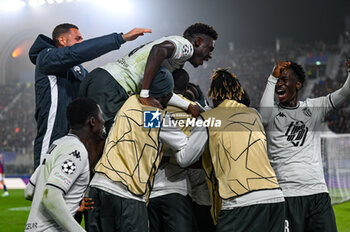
259,60,350,231
25,98,105,232
79,23,218,132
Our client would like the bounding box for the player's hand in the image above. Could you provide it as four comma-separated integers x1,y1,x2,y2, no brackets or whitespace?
346,59,350,69
187,104,204,118
122,28,152,41
272,61,291,78
77,197,94,212
140,96,163,109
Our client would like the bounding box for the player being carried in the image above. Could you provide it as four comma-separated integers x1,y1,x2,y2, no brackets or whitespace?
79,23,218,132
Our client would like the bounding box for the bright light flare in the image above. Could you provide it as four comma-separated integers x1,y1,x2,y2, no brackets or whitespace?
28,0,46,8
89,0,131,14
0,0,26,11
12,47,22,58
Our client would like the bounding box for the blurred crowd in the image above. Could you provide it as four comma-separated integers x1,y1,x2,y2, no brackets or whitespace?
1,40,349,174
0,83,36,154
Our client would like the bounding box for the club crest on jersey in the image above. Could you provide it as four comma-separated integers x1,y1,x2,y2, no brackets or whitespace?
73,66,82,74
285,121,308,147
62,160,76,174
302,107,312,117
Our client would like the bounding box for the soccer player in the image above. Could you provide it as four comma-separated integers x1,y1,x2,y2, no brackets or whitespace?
182,83,215,232
174,69,285,232
86,68,199,232
147,69,195,232
25,98,105,232
259,61,350,231
79,23,218,132
30,23,151,169
0,153,9,197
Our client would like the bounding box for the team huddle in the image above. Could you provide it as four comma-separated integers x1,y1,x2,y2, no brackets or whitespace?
23,22,350,232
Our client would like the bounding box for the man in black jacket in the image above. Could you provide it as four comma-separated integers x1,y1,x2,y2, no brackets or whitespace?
29,23,151,169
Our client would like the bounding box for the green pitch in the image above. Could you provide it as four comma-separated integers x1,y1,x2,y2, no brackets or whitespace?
0,189,349,231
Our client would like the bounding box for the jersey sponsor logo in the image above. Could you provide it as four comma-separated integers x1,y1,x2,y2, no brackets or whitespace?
277,112,286,117
61,160,76,174
47,143,57,155
53,171,72,185
285,121,308,147
25,222,38,230
69,150,81,161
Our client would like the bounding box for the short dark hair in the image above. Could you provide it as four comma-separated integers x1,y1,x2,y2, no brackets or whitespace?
66,98,99,130
173,69,189,95
288,61,306,84
52,23,79,47
208,68,250,106
183,23,218,41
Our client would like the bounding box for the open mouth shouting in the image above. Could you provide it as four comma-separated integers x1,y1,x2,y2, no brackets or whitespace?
275,87,287,101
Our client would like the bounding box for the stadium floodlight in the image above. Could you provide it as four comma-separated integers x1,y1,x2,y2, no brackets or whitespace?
0,0,26,11
47,0,55,4
89,0,131,13
28,0,46,7
55,0,64,3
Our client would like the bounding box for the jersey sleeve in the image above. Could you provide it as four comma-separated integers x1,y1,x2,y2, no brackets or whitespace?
167,36,194,60
307,94,335,118
46,146,88,194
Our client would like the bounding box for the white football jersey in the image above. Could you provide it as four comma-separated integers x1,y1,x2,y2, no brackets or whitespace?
25,134,89,231
102,35,193,94
266,95,334,197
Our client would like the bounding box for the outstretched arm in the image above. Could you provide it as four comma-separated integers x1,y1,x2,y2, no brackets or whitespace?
259,61,290,124
330,59,350,108
36,28,152,74
42,186,85,232
122,28,152,41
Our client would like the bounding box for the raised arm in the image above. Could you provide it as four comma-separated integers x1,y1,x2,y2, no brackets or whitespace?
259,61,290,124
330,59,350,108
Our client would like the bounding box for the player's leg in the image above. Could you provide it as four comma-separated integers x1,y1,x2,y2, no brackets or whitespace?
119,197,148,232
216,202,285,232
192,202,216,232
148,197,164,232
158,193,195,232
86,187,103,232
285,196,308,232
78,68,129,133
0,175,8,197
306,193,337,232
